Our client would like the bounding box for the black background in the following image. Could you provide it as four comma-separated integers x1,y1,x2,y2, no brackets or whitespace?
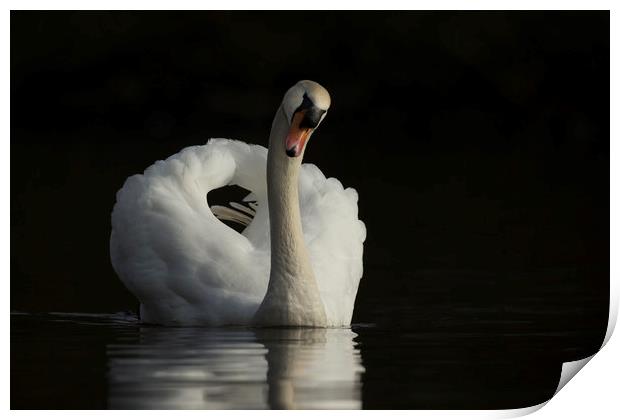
11,11,610,408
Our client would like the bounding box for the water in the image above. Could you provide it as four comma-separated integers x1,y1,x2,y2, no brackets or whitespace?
11,270,607,411
12,312,364,409
107,326,364,409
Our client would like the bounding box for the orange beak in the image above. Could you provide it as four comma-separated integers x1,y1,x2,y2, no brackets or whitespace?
285,110,313,158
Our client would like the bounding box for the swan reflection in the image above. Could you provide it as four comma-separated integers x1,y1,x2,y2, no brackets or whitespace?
107,327,364,409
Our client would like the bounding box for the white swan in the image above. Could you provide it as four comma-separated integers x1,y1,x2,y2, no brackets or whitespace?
110,80,366,327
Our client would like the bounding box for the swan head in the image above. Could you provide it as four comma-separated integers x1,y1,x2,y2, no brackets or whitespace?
280,80,331,158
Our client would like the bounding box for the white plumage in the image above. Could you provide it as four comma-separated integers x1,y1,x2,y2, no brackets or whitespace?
110,139,365,326
110,81,365,326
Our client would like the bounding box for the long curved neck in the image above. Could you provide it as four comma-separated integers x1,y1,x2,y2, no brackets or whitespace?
252,107,327,327
267,109,306,270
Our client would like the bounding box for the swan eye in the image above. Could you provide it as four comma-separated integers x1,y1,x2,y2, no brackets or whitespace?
293,93,314,118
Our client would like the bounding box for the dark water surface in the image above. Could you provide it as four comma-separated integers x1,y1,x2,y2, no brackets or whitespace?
11,267,607,410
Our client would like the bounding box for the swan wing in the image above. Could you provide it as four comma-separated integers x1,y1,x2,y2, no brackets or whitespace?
110,139,270,325
110,138,365,326
299,164,367,326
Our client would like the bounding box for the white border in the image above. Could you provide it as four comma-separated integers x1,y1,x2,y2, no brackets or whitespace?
1,0,618,10
4,1,617,418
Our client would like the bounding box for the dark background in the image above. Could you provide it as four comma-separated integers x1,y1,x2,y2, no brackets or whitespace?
11,11,609,408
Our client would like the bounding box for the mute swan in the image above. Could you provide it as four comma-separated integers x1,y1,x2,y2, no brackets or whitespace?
110,80,366,327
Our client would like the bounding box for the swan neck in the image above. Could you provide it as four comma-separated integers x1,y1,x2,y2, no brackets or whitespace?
253,107,327,327
266,108,306,273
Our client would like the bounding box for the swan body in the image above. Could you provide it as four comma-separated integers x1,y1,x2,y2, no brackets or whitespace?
110,81,365,326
